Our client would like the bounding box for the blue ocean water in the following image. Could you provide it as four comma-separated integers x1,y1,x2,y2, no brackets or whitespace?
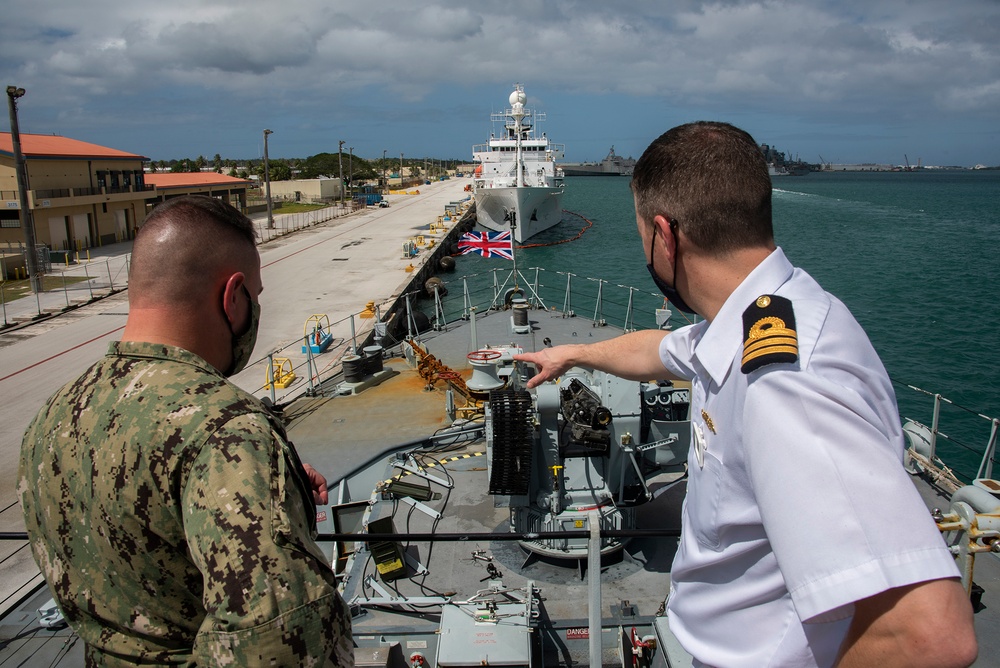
438,171,1000,481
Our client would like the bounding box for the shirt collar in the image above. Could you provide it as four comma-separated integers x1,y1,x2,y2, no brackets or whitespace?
693,247,794,385
108,340,221,377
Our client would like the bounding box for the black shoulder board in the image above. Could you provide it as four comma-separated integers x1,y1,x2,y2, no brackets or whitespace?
741,294,798,374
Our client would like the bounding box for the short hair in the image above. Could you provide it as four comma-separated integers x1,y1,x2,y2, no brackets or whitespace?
631,121,773,254
130,195,258,307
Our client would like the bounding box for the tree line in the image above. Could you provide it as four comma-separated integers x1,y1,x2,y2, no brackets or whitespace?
146,153,467,184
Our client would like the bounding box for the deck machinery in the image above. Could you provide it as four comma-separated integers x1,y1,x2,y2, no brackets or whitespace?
483,352,692,560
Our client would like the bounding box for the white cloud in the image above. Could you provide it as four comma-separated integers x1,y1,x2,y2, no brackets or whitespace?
4,0,998,162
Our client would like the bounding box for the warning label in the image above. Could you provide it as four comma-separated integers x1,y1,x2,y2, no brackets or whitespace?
566,627,589,640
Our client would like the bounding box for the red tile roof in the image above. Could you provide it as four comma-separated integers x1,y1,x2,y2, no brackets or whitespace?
145,172,252,189
0,132,147,160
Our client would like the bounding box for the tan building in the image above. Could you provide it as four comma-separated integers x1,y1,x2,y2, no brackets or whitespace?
1,133,252,253
1,133,150,251
144,172,252,209
266,177,343,202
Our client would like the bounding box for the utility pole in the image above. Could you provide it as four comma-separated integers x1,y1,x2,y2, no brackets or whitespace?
382,149,387,195
349,147,354,202
263,129,274,229
6,86,42,293
400,153,404,189
338,140,345,207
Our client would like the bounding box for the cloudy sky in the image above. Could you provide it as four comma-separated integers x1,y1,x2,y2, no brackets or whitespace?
4,0,999,166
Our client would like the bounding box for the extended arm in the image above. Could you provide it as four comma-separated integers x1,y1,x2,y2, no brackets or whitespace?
514,329,676,388
836,578,977,667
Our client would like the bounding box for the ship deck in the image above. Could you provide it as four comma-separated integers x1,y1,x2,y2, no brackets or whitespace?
290,305,686,665
2,289,998,666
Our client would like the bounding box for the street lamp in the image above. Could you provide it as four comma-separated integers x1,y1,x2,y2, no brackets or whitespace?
400,152,404,189
349,147,354,202
6,86,42,294
338,140,345,208
382,149,387,195
263,129,274,229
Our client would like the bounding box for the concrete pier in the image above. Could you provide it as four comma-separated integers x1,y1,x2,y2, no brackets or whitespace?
0,176,474,615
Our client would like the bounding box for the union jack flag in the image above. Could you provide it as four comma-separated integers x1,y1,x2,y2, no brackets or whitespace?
457,230,513,260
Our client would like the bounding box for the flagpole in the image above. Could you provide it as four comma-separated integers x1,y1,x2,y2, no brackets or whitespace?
509,209,519,293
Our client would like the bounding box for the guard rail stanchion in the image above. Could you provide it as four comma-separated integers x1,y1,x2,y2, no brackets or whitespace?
61,273,69,308
588,510,602,667
1,282,7,325
268,352,276,405
106,259,114,291
34,278,42,316
83,263,94,300
303,334,316,394
349,314,357,355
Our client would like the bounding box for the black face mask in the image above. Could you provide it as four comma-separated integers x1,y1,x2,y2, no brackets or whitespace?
646,220,697,315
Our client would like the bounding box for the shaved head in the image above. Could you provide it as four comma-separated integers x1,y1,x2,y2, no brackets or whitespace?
130,196,258,308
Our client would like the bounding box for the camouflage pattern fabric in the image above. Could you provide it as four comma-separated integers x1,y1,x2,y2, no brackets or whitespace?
19,341,353,666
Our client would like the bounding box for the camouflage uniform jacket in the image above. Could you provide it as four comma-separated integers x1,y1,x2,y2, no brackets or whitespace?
18,341,354,666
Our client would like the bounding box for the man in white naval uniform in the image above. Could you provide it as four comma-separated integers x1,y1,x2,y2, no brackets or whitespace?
515,122,977,667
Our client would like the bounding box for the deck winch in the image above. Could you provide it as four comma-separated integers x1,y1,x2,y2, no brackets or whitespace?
484,358,692,560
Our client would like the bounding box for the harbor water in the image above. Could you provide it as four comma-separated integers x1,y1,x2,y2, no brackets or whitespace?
430,171,1000,483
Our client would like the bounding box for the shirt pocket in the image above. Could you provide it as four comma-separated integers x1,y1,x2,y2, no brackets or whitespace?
688,448,724,550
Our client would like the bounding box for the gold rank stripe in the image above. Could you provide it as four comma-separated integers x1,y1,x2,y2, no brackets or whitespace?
743,334,798,357
742,343,799,366
382,451,485,485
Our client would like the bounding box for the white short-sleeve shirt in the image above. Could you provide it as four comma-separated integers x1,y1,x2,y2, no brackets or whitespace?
659,247,958,667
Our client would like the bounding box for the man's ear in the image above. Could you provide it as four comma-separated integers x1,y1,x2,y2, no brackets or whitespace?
651,214,676,260
221,272,246,328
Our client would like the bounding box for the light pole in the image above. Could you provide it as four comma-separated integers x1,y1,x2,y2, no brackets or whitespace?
382,149,387,195
349,147,354,202
400,152,404,189
338,140,345,208
6,86,42,293
263,129,274,229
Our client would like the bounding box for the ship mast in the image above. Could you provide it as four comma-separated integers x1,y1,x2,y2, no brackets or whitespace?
510,84,527,189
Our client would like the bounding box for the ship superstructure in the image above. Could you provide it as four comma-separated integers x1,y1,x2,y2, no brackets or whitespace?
472,84,565,243
561,146,635,176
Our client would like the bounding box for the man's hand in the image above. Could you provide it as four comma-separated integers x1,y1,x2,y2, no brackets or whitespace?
514,331,675,389
514,346,580,388
302,463,329,505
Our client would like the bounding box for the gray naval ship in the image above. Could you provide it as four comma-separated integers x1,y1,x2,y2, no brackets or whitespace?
561,146,635,177
2,205,997,667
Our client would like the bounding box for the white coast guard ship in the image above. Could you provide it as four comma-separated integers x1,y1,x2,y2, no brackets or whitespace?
472,84,565,243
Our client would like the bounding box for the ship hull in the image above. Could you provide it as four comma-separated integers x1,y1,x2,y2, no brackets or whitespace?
474,185,564,243
561,166,629,176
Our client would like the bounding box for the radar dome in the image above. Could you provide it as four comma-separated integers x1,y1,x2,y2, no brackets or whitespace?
509,89,527,106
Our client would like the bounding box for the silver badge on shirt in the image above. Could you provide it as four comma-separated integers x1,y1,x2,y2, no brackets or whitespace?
693,421,707,468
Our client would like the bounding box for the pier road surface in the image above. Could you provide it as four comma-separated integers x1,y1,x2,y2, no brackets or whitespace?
0,177,473,616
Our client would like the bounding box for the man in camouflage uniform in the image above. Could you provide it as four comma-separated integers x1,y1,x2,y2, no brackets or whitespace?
19,195,353,666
